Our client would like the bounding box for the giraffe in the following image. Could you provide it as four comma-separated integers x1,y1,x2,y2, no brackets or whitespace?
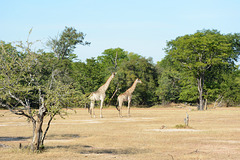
116,78,142,117
89,72,116,118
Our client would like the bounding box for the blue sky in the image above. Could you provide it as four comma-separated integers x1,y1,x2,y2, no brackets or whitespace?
1,0,240,63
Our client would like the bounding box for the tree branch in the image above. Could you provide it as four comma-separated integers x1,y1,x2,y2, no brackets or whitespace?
8,91,27,108
41,112,57,146
0,101,32,119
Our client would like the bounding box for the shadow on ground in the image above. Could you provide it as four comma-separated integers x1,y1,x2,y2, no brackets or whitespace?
47,144,144,155
0,134,81,142
0,136,30,141
1,134,146,155
46,134,82,140
78,148,141,155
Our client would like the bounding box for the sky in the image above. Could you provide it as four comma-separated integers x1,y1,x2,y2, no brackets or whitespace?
1,0,240,63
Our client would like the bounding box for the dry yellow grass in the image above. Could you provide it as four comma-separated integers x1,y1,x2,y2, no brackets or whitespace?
0,106,240,160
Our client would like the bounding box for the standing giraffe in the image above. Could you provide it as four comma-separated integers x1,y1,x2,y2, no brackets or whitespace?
89,72,116,118
116,78,142,117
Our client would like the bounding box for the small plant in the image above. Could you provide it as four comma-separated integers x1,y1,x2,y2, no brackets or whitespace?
175,124,186,129
39,144,45,150
175,124,192,129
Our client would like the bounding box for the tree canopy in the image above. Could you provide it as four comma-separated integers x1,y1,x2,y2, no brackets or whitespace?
164,29,240,110
47,26,90,60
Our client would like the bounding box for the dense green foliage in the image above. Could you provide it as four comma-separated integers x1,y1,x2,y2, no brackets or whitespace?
163,30,240,109
47,26,90,60
1,28,240,113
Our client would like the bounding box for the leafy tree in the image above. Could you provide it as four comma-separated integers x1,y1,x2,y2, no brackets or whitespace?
71,48,158,107
70,48,130,107
165,29,240,110
156,55,200,105
178,73,198,103
97,48,129,104
47,26,90,60
116,53,158,106
70,58,105,95
97,48,129,73
156,55,182,104
220,69,240,106
0,39,80,151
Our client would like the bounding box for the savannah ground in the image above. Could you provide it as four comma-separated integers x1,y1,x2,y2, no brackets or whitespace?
0,105,240,160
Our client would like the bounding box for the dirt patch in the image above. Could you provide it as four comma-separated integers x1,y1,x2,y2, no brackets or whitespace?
50,120,102,125
45,134,81,143
0,122,28,127
147,129,202,132
210,140,240,144
45,139,74,143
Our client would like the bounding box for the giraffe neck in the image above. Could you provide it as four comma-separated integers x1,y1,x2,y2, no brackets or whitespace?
127,79,138,94
98,75,114,92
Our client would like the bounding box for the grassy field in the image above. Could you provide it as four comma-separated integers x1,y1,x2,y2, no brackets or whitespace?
0,106,240,160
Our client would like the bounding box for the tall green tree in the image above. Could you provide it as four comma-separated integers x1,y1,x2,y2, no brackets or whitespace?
156,55,182,104
47,26,90,60
97,48,129,73
165,29,240,110
220,69,240,106
116,53,158,106
97,48,129,104
70,58,105,95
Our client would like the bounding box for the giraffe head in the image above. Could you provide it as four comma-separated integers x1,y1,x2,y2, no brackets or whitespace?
136,78,142,84
111,72,116,78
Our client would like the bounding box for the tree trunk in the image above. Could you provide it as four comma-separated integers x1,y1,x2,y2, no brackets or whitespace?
199,92,204,110
31,97,46,151
31,115,44,151
204,98,208,110
197,75,204,110
41,113,56,147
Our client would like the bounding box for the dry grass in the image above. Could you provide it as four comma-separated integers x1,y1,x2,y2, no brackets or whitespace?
0,106,240,160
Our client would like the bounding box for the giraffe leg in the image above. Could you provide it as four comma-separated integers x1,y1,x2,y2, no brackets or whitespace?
88,105,90,114
128,99,131,117
119,100,123,118
119,107,122,118
100,99,104,118
90,100,95,118
88,103,92,115
92,107,95,118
